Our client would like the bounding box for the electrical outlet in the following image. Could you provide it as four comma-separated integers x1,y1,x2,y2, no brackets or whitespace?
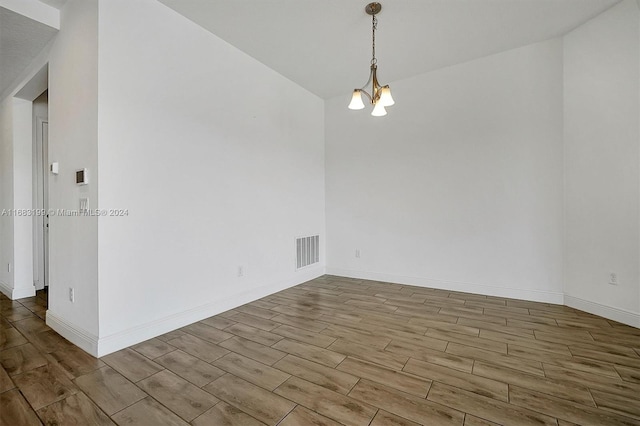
355,249,361,258
237,266,244,277
69,287,75,302
609,272,618,285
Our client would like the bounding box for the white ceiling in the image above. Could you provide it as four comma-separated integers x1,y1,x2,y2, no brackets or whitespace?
0,0,622,102
0,6,58,97
158,0,621,99
36,0,67,9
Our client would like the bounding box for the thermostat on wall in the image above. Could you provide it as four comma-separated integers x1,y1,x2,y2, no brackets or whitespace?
76,168,89,185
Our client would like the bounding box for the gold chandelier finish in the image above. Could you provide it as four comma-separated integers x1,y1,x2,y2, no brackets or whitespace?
348,2,395,116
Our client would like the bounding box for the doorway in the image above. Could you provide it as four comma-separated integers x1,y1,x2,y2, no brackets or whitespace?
33,90,48,292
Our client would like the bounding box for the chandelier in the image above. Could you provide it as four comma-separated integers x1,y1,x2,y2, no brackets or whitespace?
348,2,395,116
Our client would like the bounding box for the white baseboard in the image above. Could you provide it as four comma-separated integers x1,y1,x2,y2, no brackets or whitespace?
47,311,99,356
12,285,36,299
0,281,11,298
0,281,36,300
94,266,326,357
326,268,565,304
564,295,640,328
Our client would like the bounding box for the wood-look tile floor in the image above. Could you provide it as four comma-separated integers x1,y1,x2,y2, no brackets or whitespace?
2,277,640,425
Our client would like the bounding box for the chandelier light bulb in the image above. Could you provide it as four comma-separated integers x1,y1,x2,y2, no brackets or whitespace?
371,102,387,116
348,90,365,110
379,86,395,106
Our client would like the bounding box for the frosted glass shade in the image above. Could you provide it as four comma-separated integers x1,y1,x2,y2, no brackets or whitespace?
348,90,365,110
371,102,387,116
379,86,395,106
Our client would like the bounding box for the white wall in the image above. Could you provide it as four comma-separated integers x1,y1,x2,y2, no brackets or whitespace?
46,0,100,350
0,95,35,300
564,0,640,326
12,97,34,298
326,39,565,303
94,0,325,355
0,96,14,295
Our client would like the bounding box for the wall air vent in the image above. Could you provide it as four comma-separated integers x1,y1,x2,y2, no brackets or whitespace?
296,235,319,270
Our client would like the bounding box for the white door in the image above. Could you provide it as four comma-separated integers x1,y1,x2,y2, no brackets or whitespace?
43,121,49,288
34,119,48,290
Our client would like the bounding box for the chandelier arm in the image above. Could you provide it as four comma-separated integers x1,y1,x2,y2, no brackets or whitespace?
371,65,381,101
359,89,373,103
359,66,374,92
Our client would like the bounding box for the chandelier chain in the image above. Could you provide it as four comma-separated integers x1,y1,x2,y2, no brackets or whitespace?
371,14,377,65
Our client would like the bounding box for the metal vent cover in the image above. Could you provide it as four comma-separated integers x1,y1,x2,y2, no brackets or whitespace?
296,235,319,270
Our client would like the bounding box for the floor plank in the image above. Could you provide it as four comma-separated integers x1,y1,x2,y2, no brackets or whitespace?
0,388,42,426
386,339,474,373
230,313,281,331
223,323,284,346
191,401,266,426
166,334,230,363
275,376,377,426
154,349,225,387
219,336,286,366
213,352,290,390
445,342,544,376
272,338,345,368
404,358,508,401
472,361,595,406
270,313,328,333
279,405,342,426
101,348,163,383
111,396,188,426
509,385,638,426
0,327,28,350
328,338,408,370
427,382,556,426
337,356,432,397
590,389,640,420
273,354,359,394
48,345,105,379
130,338,176,360
204,374,295,425
321,324,391,349
137,370,219,421
199,316,236,330
546,362,638,391
370,409,421,426
615,365,640,384
425,329,507,354
13,363,78,410
569,346,640,369
0,363,15,393
181,322,234,345
36,392,115,426
74,366,147,416
348,379,464,425
272,324,336,348
0,343,48,376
